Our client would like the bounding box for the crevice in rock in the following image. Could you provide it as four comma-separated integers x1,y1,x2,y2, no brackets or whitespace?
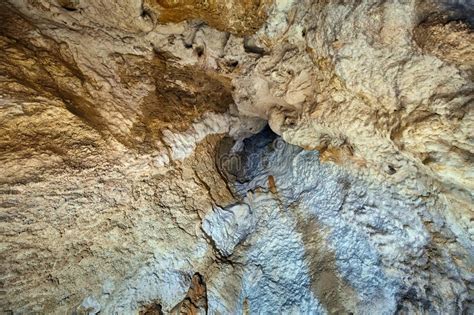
139,302,164,315
58,0,80,12
170,273,208,315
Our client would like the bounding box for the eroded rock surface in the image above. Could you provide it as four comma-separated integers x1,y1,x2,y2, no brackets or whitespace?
0,0,473,314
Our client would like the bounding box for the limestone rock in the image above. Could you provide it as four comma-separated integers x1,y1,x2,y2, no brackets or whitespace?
0,0,473,314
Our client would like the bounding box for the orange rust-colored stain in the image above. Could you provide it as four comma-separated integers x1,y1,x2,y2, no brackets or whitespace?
300,144,358,166
268,175,277,194
319,146,343,163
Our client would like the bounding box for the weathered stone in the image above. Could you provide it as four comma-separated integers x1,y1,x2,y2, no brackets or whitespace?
0,0,472,314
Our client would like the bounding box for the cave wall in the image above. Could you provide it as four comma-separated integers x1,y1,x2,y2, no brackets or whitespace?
0,0,473,314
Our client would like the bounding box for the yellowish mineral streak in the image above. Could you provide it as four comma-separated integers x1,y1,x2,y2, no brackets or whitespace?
147,0,272,35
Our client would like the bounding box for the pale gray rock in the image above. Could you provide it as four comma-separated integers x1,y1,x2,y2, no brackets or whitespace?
202,203,255,257
209,129,471,314
78,296,101,315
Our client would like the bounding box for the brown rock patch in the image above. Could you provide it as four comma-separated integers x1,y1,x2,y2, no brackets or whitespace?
414,19,474,74
170,273,208,315
146,0,272,36
296,214,358,314
119,52,233,152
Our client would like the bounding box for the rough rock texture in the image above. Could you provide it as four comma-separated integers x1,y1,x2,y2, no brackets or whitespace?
0,0,473,314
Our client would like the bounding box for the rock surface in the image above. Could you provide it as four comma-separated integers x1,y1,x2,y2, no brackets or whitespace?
0,0,473,314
